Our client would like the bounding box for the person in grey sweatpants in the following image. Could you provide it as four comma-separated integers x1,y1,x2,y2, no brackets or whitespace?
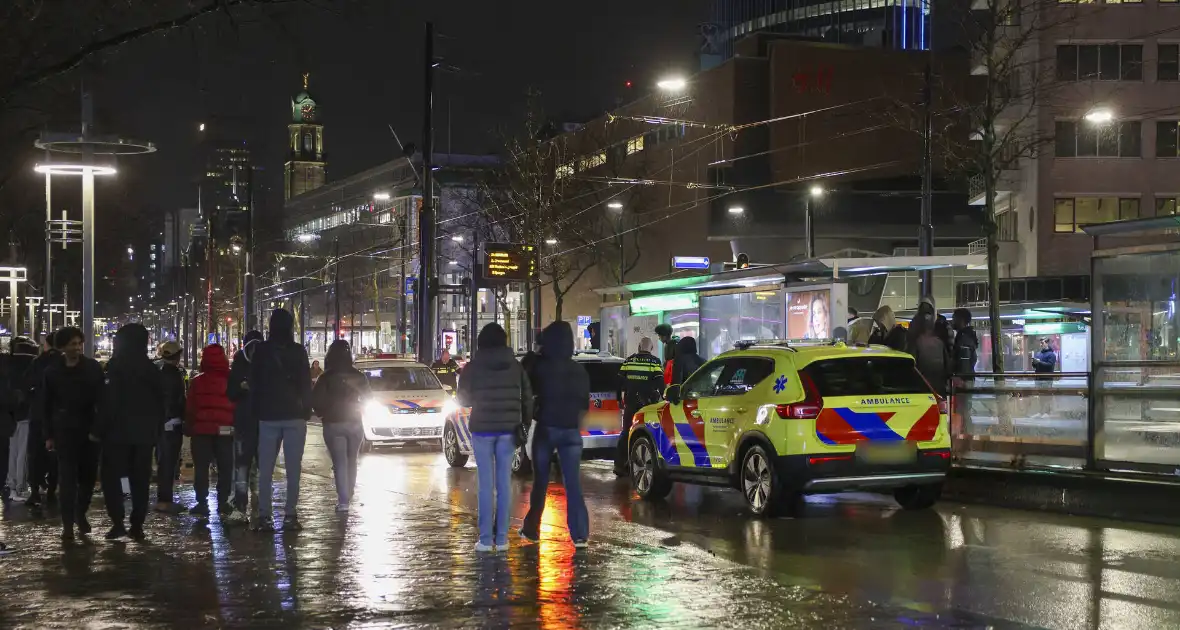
249,309,311,532
311,340,370,511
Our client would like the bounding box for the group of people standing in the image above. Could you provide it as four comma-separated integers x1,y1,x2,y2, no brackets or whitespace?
0,307,322,548
457,320,591,552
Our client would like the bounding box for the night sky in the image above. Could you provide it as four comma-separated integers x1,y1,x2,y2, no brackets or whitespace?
79,0,707,232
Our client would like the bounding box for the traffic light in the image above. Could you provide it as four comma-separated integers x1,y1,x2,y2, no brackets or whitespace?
736,253,750,269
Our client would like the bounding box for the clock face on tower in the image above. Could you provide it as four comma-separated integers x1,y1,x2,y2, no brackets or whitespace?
301,102,316,122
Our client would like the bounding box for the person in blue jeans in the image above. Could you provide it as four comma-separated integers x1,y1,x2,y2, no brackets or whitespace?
311,339,370,512
458,323,533,552
520,321,591,548
249,309,312,532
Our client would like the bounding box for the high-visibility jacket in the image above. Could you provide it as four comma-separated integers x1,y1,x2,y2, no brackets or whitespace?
617,351,664,410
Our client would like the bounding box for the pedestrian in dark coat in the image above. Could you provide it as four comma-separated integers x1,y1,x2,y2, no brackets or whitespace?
25,334,61,505
250,308,312,531
226,329,263,523
93,323,166,541
184,344,235,517
670,336,705,386
457,323,532,551
41,327,104,541
311,339,371,511
521,321,591,548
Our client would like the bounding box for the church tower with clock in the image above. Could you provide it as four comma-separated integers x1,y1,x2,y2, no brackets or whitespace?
284,73,326,200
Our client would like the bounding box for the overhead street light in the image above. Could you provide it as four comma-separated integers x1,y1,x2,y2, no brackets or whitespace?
657,77,687,91
607,201,623,210
727,206,744,215
1084,108,1114,124
545,237,558,245
809,184,825,198
297,233,319,243
451,235,464,242
373,192,390,200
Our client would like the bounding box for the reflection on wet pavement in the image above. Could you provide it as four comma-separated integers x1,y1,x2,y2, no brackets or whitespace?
0,423,1177,628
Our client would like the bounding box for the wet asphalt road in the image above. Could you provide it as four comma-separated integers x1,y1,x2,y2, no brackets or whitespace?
0,425,1178,629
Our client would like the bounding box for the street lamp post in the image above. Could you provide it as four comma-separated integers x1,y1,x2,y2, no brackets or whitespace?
35,93,154,351
805,184,825,259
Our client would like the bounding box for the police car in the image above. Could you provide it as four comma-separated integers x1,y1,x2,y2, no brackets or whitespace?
443,352,625,474
354,358,460,451
626,340,951,516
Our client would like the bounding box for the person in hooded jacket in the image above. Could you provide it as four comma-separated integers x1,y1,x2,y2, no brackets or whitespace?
184,344,236,517
520,321,591,548
250,309,312,531
670,336,705,386
457,323,532,552
92,324,166,541
310,339,371,512
154,340,187,513
906,305,953,397
41,327,104,541
866,305,908,351
226,329,263,524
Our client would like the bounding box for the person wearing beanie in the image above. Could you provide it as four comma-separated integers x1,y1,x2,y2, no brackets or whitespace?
250,309,312,531
154,340,187,513
92,324,166,541
226,329,264,524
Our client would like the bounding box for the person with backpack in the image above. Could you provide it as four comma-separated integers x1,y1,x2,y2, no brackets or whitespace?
520,321,591,549
457,323,532,552
226,330,263,525
92,323,166,541
907,301,953,397
310,340,371,512
154,340,187,513
250,309,312,531
184,344,235,517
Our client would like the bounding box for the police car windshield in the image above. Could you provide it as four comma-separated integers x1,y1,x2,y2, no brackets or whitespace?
804,357,930,396
362,366,442,391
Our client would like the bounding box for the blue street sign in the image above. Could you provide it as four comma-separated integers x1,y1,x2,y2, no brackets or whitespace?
406,277,416,295
576,315,592,326
671,256,710,270
207,333,219,345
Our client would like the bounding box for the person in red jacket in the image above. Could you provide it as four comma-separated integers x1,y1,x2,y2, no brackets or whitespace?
184,344,236,517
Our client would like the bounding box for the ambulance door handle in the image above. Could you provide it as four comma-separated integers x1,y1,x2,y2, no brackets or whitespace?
735,407,747,414
689,410,701,418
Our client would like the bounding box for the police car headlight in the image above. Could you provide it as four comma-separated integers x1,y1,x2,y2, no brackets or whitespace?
441,398,460,419
363,400,395,427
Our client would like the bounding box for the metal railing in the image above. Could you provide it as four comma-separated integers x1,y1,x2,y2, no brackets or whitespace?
951,372,1091,470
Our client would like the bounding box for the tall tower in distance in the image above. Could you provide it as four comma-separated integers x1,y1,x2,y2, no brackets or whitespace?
284,72,325,200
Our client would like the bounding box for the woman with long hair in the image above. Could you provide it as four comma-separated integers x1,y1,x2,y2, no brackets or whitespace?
311,340,370,512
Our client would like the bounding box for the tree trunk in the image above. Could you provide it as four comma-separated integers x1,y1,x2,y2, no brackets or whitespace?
985,174,1003,375
552,278,564,323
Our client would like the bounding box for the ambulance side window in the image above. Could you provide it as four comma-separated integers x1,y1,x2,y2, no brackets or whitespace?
682,361,728,399
714,358,775,396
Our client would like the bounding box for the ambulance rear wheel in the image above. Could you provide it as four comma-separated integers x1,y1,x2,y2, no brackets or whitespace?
741,444,786,517
631,435,672,501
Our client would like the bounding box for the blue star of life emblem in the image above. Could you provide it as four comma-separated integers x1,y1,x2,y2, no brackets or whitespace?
773,375,787,394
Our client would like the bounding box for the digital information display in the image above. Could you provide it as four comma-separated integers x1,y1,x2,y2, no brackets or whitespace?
483,243,534,282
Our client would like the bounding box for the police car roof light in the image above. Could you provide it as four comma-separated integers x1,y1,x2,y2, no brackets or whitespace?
733,339,798,351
